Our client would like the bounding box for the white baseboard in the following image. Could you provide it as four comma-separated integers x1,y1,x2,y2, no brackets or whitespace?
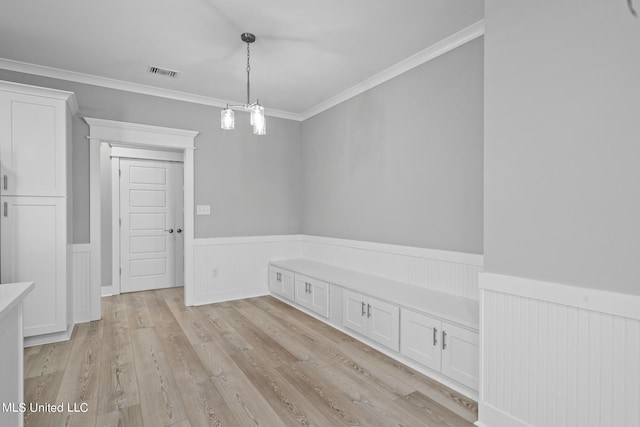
192,287,268,306
101,285,116,297
476,403,530,427
479,272,640,427
24,323,74,347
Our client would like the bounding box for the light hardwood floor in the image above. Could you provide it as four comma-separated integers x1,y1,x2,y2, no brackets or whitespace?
23,288,478,426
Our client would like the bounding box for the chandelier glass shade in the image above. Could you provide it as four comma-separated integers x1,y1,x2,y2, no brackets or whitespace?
221,33,266,135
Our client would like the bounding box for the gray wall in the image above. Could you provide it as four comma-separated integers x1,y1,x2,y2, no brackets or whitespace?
301,38,484,254
484,1,640,294
0,69,303,245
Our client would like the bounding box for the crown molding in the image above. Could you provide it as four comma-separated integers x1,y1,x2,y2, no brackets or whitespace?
298,19,485,121
0,58,301,121
0,20,483,123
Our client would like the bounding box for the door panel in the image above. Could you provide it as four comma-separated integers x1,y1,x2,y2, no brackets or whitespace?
120,159,183,293
368,297,400,351
342,289,367,335
0,93,65,196
441,322,479,390
309,279,329,318
400,309,442,371
0,197,66,336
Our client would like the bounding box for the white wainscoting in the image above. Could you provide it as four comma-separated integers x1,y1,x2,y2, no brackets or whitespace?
302,235,483,300
190,235,303,306
72,244,100,323
478,272,640,427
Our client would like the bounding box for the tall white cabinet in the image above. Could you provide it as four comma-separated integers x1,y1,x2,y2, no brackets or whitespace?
0,81,77,343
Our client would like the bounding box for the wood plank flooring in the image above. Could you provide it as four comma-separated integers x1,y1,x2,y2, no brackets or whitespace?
23,288,478,426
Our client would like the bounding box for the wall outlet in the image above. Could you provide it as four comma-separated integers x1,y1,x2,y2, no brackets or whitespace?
196,205,211,215
212,268,219,278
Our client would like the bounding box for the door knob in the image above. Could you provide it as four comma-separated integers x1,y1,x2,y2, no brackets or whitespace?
176,228,182,234
164,228,174,233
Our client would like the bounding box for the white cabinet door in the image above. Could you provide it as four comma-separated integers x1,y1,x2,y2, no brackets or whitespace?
368,296,400,352
0,197,67,336
342,289,368,336
441,322,479,390
294,275,312,307
309,278,329,318
269,266,294,301
294,274,329,318
0,92,66,197
401,309,442,372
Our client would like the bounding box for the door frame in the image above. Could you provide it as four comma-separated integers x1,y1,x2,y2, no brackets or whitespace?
85,117,199,320
110,148,184,295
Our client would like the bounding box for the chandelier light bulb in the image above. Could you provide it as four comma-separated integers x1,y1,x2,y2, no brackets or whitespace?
221,107,235,130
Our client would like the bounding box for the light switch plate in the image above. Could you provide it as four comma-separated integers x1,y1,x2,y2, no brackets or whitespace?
196,205,211,215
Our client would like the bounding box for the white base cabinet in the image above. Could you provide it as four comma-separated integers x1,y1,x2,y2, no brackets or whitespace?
294,274,329,318
401,308,479,390
268,266,294,301
343,289,399,352
269,259,479,395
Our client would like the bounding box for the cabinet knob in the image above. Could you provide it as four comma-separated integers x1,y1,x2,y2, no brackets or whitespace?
361,301,366,316
433,328,438,346
164,228,174,233
442,331,447,350
176,228,182,234
367,303,371,318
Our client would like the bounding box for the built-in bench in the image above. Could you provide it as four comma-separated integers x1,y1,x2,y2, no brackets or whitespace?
268,258,479,396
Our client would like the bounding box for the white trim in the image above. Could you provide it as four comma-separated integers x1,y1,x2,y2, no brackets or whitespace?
0,79,79,115
85,118,199,310
23,323,74,347
193,234,304,246
110,154,120,294
298,20,485,120
71,244,96,323
0,58,298,121
191,287,268,306
101,285,116,298
476,403,530,427
479,272,640,321
84,118,198,150
0,20,483,122
110,146,184,162
304,234,484,266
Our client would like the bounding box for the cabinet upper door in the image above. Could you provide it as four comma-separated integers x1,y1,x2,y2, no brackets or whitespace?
0,92,67,196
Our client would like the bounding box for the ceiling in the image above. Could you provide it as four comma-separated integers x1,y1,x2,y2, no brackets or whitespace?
0,0,483,117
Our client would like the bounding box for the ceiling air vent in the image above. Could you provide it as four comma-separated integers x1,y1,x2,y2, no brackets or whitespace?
147,66,179,78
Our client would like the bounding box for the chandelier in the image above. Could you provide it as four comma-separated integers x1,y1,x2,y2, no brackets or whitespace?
221,33,266,135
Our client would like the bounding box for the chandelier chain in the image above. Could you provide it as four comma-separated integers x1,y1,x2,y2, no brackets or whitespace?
246,41,251,105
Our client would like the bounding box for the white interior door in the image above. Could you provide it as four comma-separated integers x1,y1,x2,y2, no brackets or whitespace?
119,159,183,293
